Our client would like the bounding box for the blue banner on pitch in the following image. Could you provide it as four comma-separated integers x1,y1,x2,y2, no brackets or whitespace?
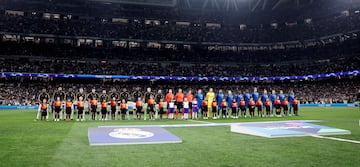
231,121,350,138
88,127,182,146
0,105,39,109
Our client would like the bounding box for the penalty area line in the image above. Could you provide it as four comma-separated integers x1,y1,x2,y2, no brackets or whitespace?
311,135,360,144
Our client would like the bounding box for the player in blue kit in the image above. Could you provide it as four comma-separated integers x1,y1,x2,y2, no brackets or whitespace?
226,90,234,117
279,90,285,103
235,91,243,104
235,91,243,116
195,89,204,117
252,87,259,103
278,90,285,114
270,90,277,116
261,89,268,107
288,90,295,116
216,89,224,118
244,90,251,109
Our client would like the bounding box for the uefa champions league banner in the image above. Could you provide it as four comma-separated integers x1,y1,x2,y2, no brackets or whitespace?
0,105,39,109
0,70,359,81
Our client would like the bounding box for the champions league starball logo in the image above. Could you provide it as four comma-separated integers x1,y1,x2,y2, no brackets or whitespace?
230,121,351,138
88,127,182,145
109,128,154,139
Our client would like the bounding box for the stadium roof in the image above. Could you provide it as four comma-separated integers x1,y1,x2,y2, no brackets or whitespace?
1,0,359,17
87,0,359,12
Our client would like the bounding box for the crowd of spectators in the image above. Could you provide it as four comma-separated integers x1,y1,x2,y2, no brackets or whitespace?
0,32,359,77
0,9,359,43
0,54,359,77
0,36,358,63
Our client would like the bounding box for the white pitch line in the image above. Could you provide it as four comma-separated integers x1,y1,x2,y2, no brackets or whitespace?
311,135,360,144
187,119,213,124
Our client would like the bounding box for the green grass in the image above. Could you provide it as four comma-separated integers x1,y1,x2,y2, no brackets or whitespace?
0,107,359,167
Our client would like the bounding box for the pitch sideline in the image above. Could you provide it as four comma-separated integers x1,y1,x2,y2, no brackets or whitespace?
311,135,360,144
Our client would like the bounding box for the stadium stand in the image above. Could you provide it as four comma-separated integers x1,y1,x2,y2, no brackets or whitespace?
0,1,359,43
0,0,359,106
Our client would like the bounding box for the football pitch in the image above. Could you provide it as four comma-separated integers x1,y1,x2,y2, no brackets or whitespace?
0,107,359,167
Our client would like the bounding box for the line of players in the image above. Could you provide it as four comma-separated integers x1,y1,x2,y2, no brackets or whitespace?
35,87,299,121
